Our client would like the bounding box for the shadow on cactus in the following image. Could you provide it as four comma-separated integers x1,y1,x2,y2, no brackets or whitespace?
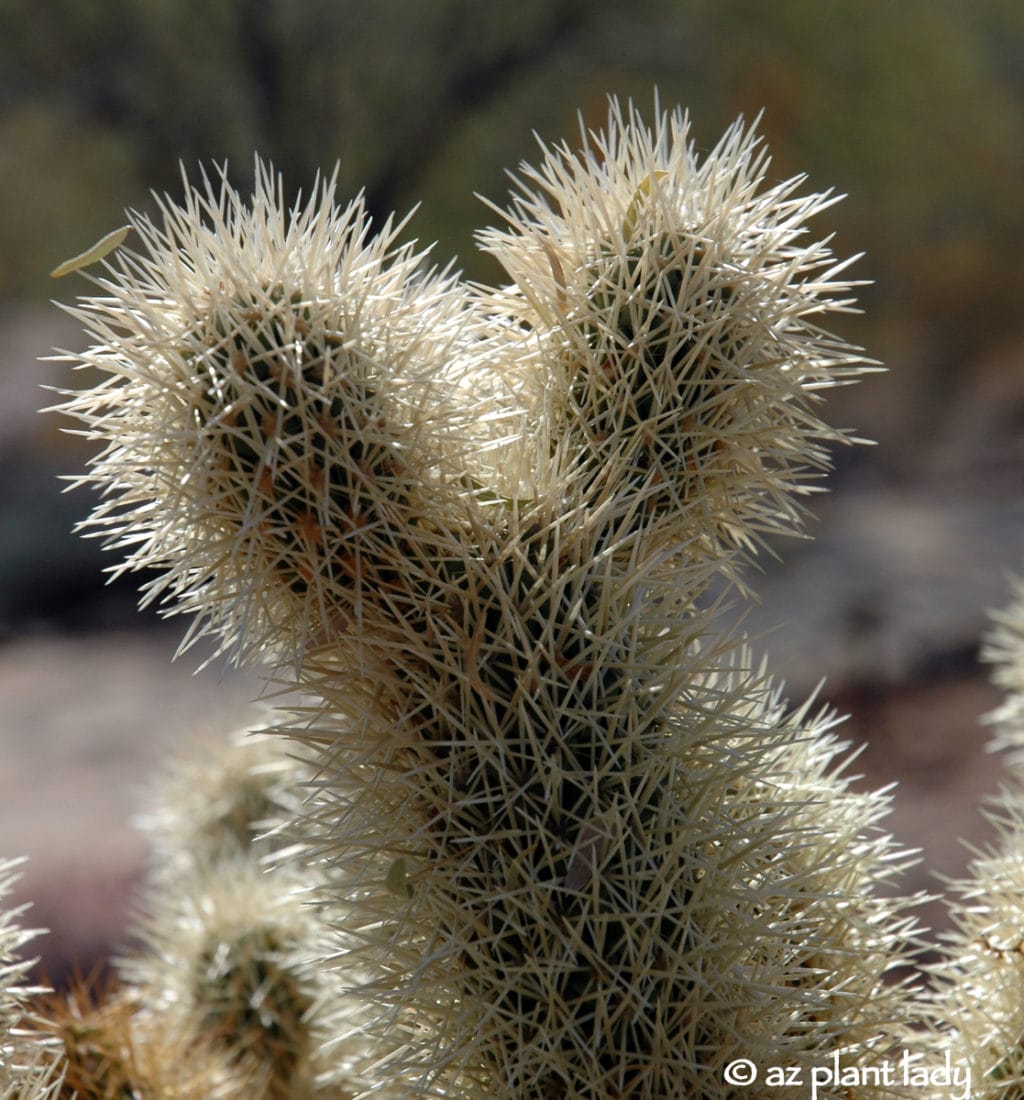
50,98,929,1098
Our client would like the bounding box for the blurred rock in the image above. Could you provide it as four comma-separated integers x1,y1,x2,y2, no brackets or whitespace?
732,488,1024,699
0,628,259,984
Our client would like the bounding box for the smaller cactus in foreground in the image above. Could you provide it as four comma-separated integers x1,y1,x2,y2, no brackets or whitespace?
58,164,499,666
925,580,1024,1098
133,716,311,876
0,861,64,1100
37,972,232,1100
929,800,1024,1099
117,718,388,1099
29,720,389,1099
125,864,327,1098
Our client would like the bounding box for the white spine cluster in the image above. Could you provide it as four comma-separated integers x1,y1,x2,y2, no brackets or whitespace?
477,103,869,579
59,162,499,666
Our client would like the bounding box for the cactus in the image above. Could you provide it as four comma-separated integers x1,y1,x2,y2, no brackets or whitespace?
115,717,391,1099
475,104,868,565
125,862,338,1098
924,580,1024,1098
49,99,931,1096
0,861,65,1100
58,162,499,666
37,971,236,1100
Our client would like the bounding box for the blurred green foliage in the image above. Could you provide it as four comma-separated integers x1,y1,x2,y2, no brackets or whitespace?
1,0,1022,629
3,0,1023,366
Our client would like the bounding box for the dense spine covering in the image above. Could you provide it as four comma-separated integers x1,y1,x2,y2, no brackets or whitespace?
58,162,499,666
53,99,926,1097
926,582,1024,1098
300,639,921,1096
476,102,870,580
117,719,390,1099
0,862,64,1100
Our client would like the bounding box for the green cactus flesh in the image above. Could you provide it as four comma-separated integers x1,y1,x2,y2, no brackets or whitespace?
188,287,413,602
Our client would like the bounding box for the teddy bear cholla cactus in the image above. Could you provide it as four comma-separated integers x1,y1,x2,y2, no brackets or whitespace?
924,580,1024,1098
109,717,392,1099
123,851,369,1099
476,105,867,567
57,100,922,1096
0,861,64,1100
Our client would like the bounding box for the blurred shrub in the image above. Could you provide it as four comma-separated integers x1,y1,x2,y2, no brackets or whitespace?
0,104,139,299
2,0,1022,366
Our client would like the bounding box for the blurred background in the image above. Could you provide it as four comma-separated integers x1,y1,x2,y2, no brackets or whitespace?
1,0,1023,982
